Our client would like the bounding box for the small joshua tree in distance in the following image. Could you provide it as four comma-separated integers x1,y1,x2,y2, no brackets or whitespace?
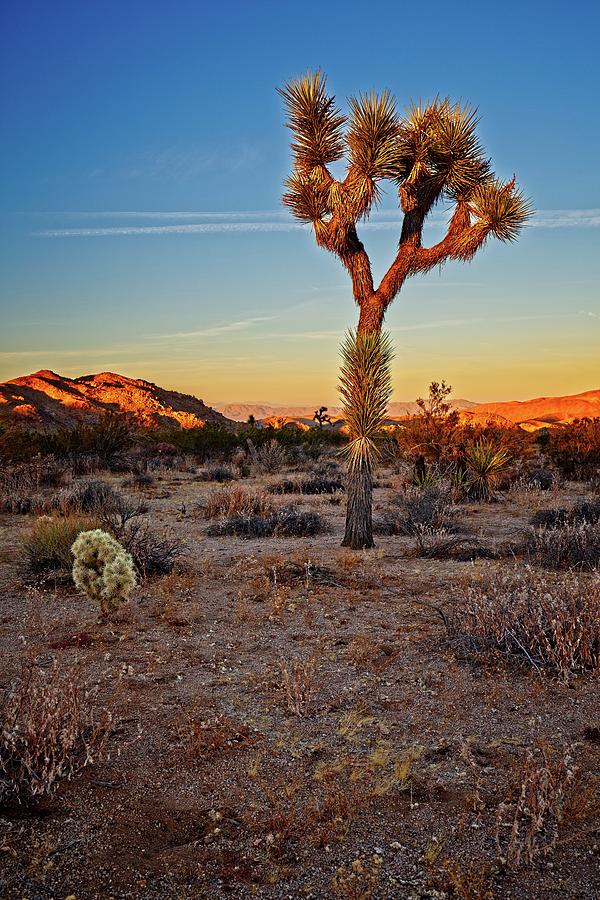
313,406,332,428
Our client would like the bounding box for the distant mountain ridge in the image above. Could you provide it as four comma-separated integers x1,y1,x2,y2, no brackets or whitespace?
1,370,598,431
466,390,600,430
0,370,232,429
215,398,479,423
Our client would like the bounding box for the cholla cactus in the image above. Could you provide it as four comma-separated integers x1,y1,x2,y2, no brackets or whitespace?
71,529,136,616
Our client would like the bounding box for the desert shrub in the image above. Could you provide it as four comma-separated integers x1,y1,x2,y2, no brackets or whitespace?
24,516,96,574
525,467,556,491
463,440,512,500
247,438,289,474
0,459,69,514
0,495,36,514
118,521,185,577
71,529,137,616
203,486,274,520
50,479,148,531
527,521,600,570
270,475,345,495
496,743,577,869
543,418,600,481
0,656,114,803
375,484,457,535
121,470,154,489
530,508,570,529
531,497,600,530
207,506,324,538
394,381,462,465
410,525,468,558
52,479,118,515
43,412,137,459
448,566,600,678
268,477,302,494
0,422,44,464
196,464,236,483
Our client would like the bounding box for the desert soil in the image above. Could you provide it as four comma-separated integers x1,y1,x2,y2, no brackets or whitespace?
1,465,599,899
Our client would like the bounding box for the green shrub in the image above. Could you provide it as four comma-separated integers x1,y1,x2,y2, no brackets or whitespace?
24,516,96,574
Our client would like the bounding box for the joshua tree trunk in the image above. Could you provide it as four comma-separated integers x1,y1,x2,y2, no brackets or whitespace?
357,296,386,335
342,460,374,548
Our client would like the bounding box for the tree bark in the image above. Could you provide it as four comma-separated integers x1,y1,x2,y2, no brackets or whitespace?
357,295,386,334
342,461,374,549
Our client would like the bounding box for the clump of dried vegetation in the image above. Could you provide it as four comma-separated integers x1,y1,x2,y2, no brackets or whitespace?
202,485,274,520
448,566,600,678
496,742,578,869
527,521,600,570
0,655,114,803
23,515,98,575
279,654,318,716
207,505,325,538
375,483,458,535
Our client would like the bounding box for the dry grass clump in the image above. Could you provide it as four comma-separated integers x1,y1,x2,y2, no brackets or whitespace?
247,438,288,474
449,566,600,678
203,486,274,520
531,496,600,529
23,515,97,574
207,506,325,538
117,520,185,577
195,463,238,483
269,474,345,495
0,656,114,803
331,855,382,899
527,521,600,570
179,712,256,759
496,742,577,869
50,479,148,529
280,654,318,716
375,484,457,536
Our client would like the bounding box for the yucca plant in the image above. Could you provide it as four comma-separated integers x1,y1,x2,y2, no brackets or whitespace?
464,440,512,501
279,71,531,334
339,329,394,548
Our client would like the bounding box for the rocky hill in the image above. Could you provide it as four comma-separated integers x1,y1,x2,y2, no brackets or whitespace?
0,370,233,430
464,389,600,429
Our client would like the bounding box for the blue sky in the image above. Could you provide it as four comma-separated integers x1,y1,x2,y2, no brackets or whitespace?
1,0,599,404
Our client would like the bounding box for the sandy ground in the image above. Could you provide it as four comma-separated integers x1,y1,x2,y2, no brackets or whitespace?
1,463,599,899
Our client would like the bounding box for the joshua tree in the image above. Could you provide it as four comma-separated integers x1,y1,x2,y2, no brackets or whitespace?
279,70,531,546
279,71,530,333
339,330,394,547
313,405,332,428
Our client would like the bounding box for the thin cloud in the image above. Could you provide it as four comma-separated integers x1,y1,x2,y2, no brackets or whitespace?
35,222,307,237
33,207,600,238
150,315,276,340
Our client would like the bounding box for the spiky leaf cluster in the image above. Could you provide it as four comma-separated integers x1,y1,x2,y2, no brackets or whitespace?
339,330,394,471
468,177,532,242
278,70,345,175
